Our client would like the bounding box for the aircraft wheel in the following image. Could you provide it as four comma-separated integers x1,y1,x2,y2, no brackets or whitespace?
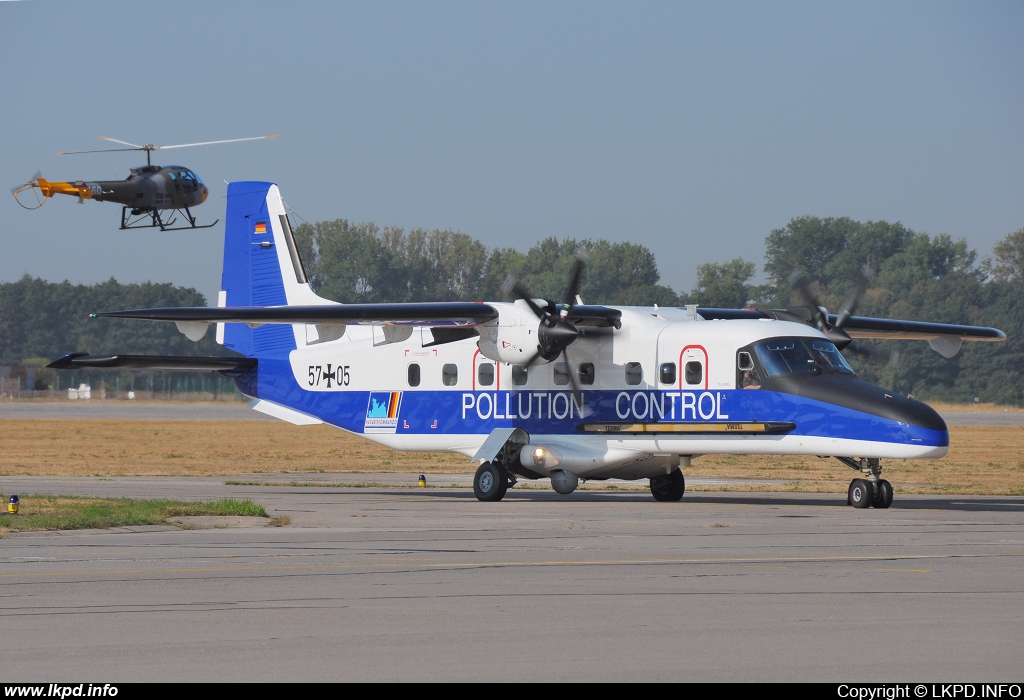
874,479,893,509
848,478,873,509
474,461,507,502
650,469,685,502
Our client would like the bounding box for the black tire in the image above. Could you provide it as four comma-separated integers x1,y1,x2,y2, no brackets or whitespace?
874,479,893,509
650,469,685,502
473,461,507,502
848,478,873,509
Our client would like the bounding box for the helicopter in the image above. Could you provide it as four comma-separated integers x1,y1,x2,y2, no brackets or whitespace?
12,135,279,231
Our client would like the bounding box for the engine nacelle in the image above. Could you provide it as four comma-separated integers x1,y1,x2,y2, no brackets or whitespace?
520,443,564,471
476,301,548,365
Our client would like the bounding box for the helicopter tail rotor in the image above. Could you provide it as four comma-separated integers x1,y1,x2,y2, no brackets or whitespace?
12,171,47,210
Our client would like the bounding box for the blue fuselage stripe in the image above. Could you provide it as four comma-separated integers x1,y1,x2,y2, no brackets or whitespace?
238,359,948,448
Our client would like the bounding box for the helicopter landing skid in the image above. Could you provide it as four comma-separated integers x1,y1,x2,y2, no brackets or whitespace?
120,206,219,232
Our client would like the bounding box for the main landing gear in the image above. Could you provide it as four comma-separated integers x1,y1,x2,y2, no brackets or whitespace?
650,468,686,502
838,457,893,509
473,461,514,502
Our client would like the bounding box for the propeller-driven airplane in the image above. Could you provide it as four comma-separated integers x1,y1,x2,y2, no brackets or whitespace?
48,182,1007,508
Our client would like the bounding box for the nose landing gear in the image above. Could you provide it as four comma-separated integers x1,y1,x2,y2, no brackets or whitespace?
838,457,893,509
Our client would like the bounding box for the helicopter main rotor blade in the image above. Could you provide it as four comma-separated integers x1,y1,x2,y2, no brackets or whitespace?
99,136,145,149
57,147,143,156
156,135,281,150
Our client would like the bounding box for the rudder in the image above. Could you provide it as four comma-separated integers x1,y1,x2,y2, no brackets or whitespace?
217,181,322,356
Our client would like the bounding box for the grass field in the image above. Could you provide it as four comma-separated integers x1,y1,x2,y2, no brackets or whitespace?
2,417,1023,495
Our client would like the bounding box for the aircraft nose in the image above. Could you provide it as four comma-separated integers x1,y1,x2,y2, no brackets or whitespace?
201,186,208,202
898,398,947,432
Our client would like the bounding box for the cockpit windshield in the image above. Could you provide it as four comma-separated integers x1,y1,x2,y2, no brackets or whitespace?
178,170,201,193
754,337,855,377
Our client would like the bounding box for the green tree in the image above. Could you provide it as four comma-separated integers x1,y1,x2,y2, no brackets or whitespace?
689,258,757,308
987,227,1024,283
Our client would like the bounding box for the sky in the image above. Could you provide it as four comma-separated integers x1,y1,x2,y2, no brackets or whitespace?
2,0,1023,304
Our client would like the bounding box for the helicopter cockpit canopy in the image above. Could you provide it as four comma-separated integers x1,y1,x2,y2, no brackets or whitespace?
166,168,204,194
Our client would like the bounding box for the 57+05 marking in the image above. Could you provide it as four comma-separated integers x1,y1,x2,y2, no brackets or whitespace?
308,364,350,388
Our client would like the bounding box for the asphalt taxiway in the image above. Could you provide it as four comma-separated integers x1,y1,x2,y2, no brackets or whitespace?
2,476,1023,682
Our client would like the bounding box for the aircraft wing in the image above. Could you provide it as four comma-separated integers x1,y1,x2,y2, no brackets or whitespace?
827,315,1006,342
697,306,1005,358
697,307,1005,341
47,352,257,372
94,302,501,326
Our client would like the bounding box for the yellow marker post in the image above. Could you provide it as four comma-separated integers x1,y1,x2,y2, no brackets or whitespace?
7,495,19,515
418,475,426,487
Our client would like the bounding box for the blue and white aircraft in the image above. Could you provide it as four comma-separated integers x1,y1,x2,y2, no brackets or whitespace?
49,181,1007,508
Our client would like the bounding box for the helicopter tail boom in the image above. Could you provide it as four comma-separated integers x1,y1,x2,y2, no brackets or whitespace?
36,177,95,201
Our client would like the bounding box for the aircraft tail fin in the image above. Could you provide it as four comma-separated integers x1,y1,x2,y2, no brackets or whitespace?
218,182,329,356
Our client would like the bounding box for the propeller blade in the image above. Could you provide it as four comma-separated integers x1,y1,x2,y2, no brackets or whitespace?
844,341,898,367
559,348,585,416
563,256,585,307
835,265,873,329
789,270,829,332
502,275,547,319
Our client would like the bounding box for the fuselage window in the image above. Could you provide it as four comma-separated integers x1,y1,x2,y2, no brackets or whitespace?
659,362,676,385
578,362,595,385
442,363,458,386
478,363,495,387
553,362,570,386
511,365,528,386
684,361,703,386
625,362,643,386
408,363,421,387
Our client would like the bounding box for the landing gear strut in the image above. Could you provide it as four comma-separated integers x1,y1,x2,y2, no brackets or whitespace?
837,457,893,509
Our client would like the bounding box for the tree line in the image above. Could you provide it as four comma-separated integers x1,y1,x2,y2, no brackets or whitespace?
3,217,1022,404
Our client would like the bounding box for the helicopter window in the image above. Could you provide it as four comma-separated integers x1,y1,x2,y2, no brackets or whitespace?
178,171,197,193
442,364,458,386
578,362,595,385
625,362,643,386
478,363,495,387
659,362,676,385
684,361,703,385
553,362,570,386
408,363,421,387
511,365,528,386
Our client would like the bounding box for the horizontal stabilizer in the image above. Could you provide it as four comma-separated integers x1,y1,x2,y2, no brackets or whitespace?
47,352,257,373
249,399,323,425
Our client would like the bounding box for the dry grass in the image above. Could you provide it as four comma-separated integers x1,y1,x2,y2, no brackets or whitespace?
1,419,1023,495
0,419,467,476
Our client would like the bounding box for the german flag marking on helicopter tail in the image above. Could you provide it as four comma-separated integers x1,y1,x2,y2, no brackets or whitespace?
579,422,796,435
254,221,267,235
